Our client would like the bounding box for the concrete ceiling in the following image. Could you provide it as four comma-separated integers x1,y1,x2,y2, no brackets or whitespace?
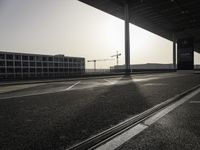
79,0,200,53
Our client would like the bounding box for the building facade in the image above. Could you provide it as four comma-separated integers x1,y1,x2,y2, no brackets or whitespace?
110,63,174,71
0,51,85,80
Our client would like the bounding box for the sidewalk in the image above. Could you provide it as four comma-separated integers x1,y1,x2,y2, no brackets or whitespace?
117,91,200,150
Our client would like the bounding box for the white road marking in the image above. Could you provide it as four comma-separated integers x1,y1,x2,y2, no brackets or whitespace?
95,87,200,150
95,124,148,150
0,81,81,100
132,77,159,82
104,77,122,85
0,84,43,94
142,83,167,86
132,74,186,82
104,79,115,85
189,101,200,104
0,91,59,100
63,81,81,91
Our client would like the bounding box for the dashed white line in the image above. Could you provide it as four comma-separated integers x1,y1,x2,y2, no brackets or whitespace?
104,77,122,85
104,79,115,85
63,81,81,91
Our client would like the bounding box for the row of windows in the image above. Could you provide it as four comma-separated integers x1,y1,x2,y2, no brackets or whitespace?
0,68,83,73
0,54,84,63
0,73,83,79
0,61,84,67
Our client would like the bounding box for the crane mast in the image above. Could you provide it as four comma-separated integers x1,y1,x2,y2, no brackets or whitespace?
111,51,121,66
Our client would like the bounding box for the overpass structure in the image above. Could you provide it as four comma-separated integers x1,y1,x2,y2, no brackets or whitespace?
79,0,200,73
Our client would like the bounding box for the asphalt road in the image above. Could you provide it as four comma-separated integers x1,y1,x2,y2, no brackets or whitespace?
0,72,200,150
118,89,200,150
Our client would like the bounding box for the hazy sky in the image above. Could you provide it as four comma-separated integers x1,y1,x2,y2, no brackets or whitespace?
0,0,199,68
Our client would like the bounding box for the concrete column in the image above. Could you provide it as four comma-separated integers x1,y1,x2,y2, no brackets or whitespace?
173,34,176,69
124,2,130,74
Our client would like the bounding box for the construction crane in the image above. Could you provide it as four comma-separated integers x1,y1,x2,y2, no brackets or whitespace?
111,51,121,66
87,59,114,71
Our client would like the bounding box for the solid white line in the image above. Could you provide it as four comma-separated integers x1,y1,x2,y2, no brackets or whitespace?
189,101,200,104
95,124,148,150
94,87,200,150
63,81,81,91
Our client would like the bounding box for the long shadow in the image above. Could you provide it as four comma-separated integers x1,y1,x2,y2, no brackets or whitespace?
0,75,152,150
58,75,150,149
2,74,200,149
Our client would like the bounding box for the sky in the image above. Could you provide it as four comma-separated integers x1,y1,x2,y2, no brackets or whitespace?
0,0,199,69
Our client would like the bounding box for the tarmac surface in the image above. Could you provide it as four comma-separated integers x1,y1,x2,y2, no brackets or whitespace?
0,72,200,150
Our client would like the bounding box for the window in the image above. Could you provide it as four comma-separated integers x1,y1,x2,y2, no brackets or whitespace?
6,54,13,60
37,62,42,67
42,57,47,61
30,68,35,73
0,68,5,73
23,62,29,67
64,58,69,62
30,62,35,67
48,57,53,61
43,63,47,67
0,61,5,66
43,68,48,72
0,54,5,59
36,56,42,61
15,62,21,66
49,63,53,67
22,55,28,60
29,56,35,61
23,68,28,72
15,68,21,73
7,68,14,73
7,61,13,66
15,55,21,60
37,68,42,72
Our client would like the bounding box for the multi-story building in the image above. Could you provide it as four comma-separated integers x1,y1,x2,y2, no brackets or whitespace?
0,51,85,80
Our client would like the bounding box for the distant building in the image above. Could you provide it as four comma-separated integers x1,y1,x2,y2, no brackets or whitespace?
111,63,200,71
0,51,85,80
110,63,174,70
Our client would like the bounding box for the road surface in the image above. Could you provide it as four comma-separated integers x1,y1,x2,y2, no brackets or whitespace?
0,72,200,150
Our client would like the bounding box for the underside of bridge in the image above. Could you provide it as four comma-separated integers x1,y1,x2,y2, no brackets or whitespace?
79,0,200,71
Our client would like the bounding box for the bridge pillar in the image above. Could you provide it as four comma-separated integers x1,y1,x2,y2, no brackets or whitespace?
173,34,176,70
177,38,194,70
124,2,130,75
